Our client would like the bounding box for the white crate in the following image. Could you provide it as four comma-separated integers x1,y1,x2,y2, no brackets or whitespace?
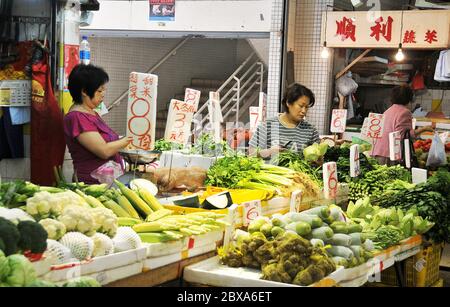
0,80,31,107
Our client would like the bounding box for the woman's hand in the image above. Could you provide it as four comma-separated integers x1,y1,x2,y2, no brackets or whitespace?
415,126,434,135
120,136,134,148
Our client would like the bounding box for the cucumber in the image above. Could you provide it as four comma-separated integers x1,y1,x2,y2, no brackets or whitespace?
327,234,353,247
311,226,334,241
291,213,323,228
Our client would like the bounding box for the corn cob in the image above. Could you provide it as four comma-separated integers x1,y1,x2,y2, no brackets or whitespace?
117,217,143,227
75,189,105,208
103,199,131,218
139,232,178,243
116,195,141,219
133,221,179,233
138,188,165,211
115,180,153,216
145,209,173,222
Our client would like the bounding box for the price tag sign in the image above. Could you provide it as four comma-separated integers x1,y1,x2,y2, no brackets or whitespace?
126,72,158,150
258,92,267,123
330,109,347,133
440,132,448,144
184,88,201,112
323,162,338,200
249,106,260,132
404,139,411,169
412,118,417,130
350,144,360,177
208,91,223,143
164,99,196,145
412,168,427,184
289,190,303,213
242,199,262,226
363,113,385,139
389,131,402,161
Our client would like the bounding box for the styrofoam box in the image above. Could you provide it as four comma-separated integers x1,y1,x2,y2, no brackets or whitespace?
340,261,373,282
32,257,52,277
187,243,217,258
146,239,186,258
395,246,421,262
159,151,221,169
338,274,369,287
43,247,147,282
143,253,182,271
183,256,345,287
185,231,223,250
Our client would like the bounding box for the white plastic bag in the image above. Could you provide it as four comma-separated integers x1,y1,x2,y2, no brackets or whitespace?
336,72,358,96
426,133,447,167
90,161,124,186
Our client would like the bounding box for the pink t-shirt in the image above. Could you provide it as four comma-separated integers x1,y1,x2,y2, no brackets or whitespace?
64,111,123,184
372,104,415,158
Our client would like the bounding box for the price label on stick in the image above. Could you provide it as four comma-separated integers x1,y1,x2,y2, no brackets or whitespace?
258,92,267,123
389,131,402,161
242,199,262,226
164,99,195,145
362,113,384,139
289,190,303,213
404,139,411,169
350,144,360,177
184,88,201,112
323,162,338,200
330,109,347,133
249,106,260,133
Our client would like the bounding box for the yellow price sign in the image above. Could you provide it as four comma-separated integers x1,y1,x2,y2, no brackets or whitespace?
0,89,11,106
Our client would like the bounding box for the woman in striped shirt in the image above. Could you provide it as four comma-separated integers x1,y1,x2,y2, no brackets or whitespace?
249,83,320,159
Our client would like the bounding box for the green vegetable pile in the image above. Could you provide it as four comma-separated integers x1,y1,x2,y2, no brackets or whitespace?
370,168,450,243
303,143,329,163
0,181,40,209
348,165,412,202
154,139,183,151
190,133,232,156
271,151,322,187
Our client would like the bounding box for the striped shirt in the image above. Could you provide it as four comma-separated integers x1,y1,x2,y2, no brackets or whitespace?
249,115,320,152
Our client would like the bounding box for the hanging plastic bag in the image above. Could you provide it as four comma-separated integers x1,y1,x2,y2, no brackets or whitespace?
426,133,447,167
90,161,124,186
336,72,358,96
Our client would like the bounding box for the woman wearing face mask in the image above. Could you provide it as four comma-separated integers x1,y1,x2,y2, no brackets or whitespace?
249,83,320,159
64,64,133,183
372,85,433,165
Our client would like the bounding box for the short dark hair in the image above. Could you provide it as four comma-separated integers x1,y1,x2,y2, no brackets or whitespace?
282,83,315,112
391,85,413,106
68,64,109,104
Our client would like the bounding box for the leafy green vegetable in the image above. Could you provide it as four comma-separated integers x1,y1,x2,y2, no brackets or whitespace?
365,225,403,250
154,139,183,151
303,143,328,162
191,133,232,156
3,254,37,287
63,276,101,287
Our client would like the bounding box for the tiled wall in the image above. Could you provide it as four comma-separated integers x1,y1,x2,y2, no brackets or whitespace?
416,89,450,118
293,0,334,134
266,0,284,118
89,37,245,135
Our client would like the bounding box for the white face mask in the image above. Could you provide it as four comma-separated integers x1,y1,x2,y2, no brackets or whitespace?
95,102,109,116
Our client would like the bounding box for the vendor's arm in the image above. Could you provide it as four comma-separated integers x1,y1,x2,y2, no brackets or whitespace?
247,121,283,158
77,132,132,160
415,125,434,135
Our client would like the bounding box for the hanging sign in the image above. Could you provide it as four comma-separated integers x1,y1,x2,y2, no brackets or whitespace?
164,99,195,145
321,10,450,49
149,0,176,22
362,113,385,139
184,88,201,112
249,106,260,132
323,162,338,200
404,139,411,169
208,91,222,143
350,144,360,177
242,199,262,226
330,109,348,133
126,72,158,150
258,92,267,123
389,131,402,161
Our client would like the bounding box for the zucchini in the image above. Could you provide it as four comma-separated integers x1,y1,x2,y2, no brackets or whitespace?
311,226,334,241
327,234,353,247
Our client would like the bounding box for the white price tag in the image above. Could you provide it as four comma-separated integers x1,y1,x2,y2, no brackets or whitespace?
126,72,158,150
350,144,360,177
249,106,260,132
330,109,347,133
363,113,385,139
184,88,201,112
323,162,338,200
164,99,195,145
208,91,223,144
389,131,402,161
289,190,303,213
242,199,262,226
440,132,448,144
412,168,427,184
258,92,267,123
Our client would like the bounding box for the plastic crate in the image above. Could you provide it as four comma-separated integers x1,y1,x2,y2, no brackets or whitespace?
0,79,31,106
379,242,443,287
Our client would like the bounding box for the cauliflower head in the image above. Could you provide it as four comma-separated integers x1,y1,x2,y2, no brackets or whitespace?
91,207,118,237
58,206,96,236
39,219,67,240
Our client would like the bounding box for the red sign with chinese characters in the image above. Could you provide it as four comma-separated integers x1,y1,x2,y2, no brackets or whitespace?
322,10,450,49
126,72,158,150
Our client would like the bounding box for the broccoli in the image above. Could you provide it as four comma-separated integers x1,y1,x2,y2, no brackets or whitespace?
17,221,48,254
0,217,20,256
